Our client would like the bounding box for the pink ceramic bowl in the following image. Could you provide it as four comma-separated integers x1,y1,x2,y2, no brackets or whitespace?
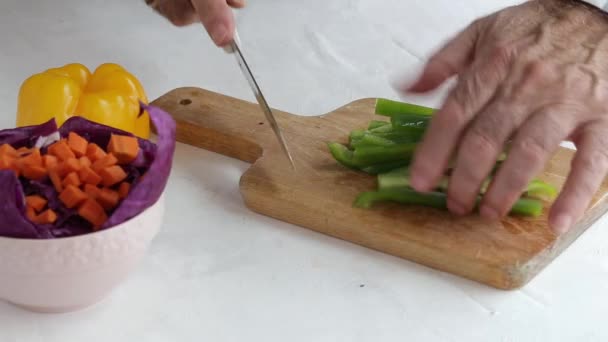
0,195,164,314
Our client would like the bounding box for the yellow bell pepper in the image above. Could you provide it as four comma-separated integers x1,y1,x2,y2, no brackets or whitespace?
16,63,151,139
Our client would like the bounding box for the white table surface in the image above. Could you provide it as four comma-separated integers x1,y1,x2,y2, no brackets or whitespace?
2,0,608,341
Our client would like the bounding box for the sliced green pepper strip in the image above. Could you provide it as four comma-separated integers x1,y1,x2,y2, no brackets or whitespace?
352,143,417,165
349,130,366,145
369,124,394,134
391,115,430,131
354,188,543,217
368,120,390,130
525,179,558,200
328,142,357,169
351,134,396,149
360,161,409,174
375,98,436,117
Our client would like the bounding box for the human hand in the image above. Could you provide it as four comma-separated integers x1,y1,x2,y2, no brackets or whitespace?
146,0,245,46
402,0,608,234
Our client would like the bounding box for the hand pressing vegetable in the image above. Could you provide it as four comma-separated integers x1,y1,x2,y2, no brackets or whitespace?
328,98,557,218
0,104,176,239
17,63,151,139
400,0,608,234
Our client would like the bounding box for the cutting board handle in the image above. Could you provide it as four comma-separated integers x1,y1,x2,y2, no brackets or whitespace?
151,87,280,163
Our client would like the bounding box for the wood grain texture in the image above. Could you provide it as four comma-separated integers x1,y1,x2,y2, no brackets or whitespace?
151,87,608,289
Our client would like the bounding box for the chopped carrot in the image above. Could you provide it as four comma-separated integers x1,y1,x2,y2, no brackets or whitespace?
26,195,47,212
59,185,88,209
63,157,82,174
118,182,130,199
33,209,58,225
18,148,42,168
67,132,88,157
97,189,120,211
79,166,102,186
62,171,81,188
26,206,36,221
48,140,75,161
49,169,63,192
0,154,16,170
99,165,127,187
79,156,92,168
42,155,58,169
0,144,17,158
22,165,47,181
86,143,106,162
16,147,31,157
92,153,118,173
78,199,107,229
84,184,101,199
107,134,140,164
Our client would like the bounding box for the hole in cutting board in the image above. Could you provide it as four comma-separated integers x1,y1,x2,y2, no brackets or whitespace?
179,99,192,105
258,122,264,125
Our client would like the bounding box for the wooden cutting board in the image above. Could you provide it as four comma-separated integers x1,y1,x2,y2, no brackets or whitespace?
151,87,608,290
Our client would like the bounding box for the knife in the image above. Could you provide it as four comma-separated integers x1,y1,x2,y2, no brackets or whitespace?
224,29,296,169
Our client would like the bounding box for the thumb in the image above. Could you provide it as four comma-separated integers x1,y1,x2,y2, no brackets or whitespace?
405,21,481,93
191,0,238,47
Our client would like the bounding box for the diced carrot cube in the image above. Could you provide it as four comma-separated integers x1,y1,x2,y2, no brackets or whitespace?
99,165,127,187
33,209,57,225
67,132,88,157
107,134,139,164
118,182,130,199
0,154,16,170
26,195,47,212
49,169,63,192
97,189,120,211
62,171,81,188
59,185,88,209
86,143,106,162
84,184,101,199
42,155,58,169
78,199,107,229
79,166,102,186
48,140,75,161
0,144,17,158
18,148,42,168
63,157,82,174
22,165,47,181
26,206,36,221
92,153,118,173
79,156,92,168
16,147,31,157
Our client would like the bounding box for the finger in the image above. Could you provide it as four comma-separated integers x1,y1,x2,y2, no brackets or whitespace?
446,61,551,215
480,105,578,219
549,125,608,234
227,0,246,8
409,44,515,193
191,0,237,46
406,20,481,93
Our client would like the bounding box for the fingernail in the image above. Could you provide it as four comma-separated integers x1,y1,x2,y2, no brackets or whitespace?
448,199,467,216
210,24,228,46
552,214,572,235
480,205,499,220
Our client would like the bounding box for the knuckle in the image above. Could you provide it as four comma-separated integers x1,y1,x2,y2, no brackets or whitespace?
523,61,553,86
515,135,547,164
465,127,500,159
489,44,515,68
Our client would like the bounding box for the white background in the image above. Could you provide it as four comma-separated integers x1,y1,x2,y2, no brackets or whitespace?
2,0,608,341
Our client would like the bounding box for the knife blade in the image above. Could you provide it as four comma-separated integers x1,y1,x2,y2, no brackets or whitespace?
225,31,296,169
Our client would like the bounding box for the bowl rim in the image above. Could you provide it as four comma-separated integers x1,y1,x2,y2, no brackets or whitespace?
0,193,165,243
